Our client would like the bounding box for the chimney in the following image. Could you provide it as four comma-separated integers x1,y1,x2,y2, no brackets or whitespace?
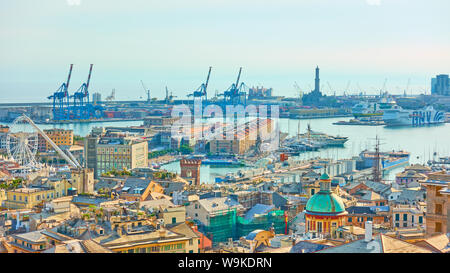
159,229,166,238
365,221,373,242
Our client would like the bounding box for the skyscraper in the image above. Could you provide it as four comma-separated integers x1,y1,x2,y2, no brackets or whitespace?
431,74,449,96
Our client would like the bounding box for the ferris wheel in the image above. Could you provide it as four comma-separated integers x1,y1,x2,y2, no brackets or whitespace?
6,115,39,167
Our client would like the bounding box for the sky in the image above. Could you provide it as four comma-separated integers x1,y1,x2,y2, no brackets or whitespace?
0,0,449,102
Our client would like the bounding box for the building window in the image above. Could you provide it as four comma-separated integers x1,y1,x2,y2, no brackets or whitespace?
172,217,177,224
435,222,442,233
403,223,407,227
395,223,399,228
403,214,408,221
395,214,399,221
348,217,352,223
435,204,443,215
418,216,423,224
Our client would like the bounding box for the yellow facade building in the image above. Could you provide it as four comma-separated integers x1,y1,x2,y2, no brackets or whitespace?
38,129,74,152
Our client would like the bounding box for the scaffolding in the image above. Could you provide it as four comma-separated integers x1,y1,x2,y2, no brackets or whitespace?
198,208,286,246
236,210,286,238
198,208,237,245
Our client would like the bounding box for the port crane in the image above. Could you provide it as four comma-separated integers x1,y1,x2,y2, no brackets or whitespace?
293,82,303,99
219,67,248,105
141,80,151,103
187,66,212,102
105,89,116,101
70,64,93,119
344,80,351,96
165,86,177,104
48,64,73,120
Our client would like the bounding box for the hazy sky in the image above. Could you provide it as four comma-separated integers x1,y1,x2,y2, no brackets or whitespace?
1,0,449,102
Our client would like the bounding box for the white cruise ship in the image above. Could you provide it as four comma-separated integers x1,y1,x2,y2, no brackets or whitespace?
383,105,445,126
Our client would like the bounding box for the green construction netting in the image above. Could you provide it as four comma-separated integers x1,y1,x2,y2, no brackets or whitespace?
198,209,286,245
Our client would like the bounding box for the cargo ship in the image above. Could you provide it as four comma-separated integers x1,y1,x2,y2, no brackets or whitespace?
357,150,410,171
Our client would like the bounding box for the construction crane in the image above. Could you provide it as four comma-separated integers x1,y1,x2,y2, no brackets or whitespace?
141,80,151,103
48,64,73,120
187,66,212,102
405,78,411,96
70,64,93,119
380,78,388,96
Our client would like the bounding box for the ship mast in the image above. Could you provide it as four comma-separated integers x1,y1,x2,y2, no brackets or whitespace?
373,135,382,183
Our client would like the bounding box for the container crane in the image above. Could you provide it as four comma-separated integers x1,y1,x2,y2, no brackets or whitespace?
187,66,212,102
48,64,73,120
220,67,248,105
71,64,93,119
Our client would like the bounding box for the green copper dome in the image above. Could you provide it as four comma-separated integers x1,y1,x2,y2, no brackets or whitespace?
320,173,330,180
306,192,346,214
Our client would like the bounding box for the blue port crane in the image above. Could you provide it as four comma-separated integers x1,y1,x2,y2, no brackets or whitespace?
70,64,93,119
48,64,73,120
220,67,248,105
187,66,212,102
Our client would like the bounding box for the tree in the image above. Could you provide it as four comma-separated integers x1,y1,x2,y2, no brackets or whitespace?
178,145,193,155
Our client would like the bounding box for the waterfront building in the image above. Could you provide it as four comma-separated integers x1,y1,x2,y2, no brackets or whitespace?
38,129,73,152
209,118,273,155
420,170,450,237
431,74,449,96
92,92,102,105
143,116,179,127
305,173,347,238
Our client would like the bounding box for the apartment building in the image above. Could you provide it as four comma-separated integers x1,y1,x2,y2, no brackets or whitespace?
391,205,425,229
420,170,450,237
86,135,148,178
38,129,73,152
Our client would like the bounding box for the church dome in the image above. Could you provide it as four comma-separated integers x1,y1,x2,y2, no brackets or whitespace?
305,192,346,214
305,172,347,215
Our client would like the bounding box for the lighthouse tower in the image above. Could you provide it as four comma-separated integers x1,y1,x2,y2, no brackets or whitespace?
314,66,321,94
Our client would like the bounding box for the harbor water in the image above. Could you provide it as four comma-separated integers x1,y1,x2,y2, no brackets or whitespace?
2,117,449,184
